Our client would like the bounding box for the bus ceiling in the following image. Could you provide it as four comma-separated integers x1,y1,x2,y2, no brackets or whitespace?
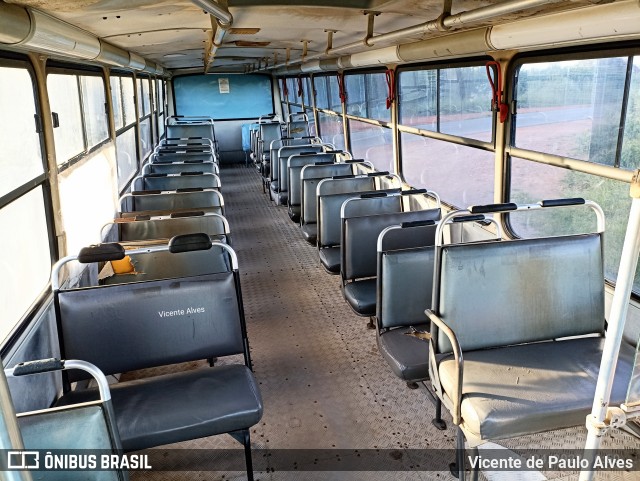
1,1,640,75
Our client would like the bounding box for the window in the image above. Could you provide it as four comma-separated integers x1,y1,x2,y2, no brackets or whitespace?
398,63,495,207
349,120,393,171
0,66,44,197
110,76,124,131
509,52,640,293
399,66,492,142
400,132,494,207
115,127,138,191
514,57,630,165
157,79,165,139
318,112,345,150
48,74,84,163
173,74,274,120
111,74,138,190
0,188,52,344
314,76,329,110
345,72,390,123
0,63,51,346
47,71,109,166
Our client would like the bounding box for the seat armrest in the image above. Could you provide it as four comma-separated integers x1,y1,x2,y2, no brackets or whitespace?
426,309,464,425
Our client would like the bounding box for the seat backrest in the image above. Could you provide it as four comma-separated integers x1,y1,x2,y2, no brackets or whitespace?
316,177,381,247
120,189,223,213
259,122,282,153
271,144,324,183
288,120,309,138
137,173,221,191
300,163,354,224
145,161,218,175
99,246,230,285
287,153,340,205
342,208,441,281
166,124,214,142
57,269,244,380
436,233,605,353
377,224,439,329
116,213,228,243
153,152,216,164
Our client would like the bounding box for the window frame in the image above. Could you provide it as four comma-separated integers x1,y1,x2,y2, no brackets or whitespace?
46,65,111,172
0,54,57,353
396,58,496,210
504,44,640,296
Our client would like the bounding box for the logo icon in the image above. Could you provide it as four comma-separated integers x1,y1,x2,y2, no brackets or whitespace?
7,451,39,469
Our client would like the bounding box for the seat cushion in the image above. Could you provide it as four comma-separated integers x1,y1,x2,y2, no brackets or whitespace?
378,324,430,381
438,337,635,441
277,192,288,205
57,365,263,451
301,224,317,245
319,247,341,274
343,278,377,316
288,205,301,223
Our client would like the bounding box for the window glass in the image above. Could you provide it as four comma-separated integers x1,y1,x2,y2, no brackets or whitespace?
110,76,124,131
621,57,640,170
116,127,138,190
398,69,437,129
121,77,136,126
158,113,165,139
151,79,157,112
0,66,44,197
314,76,329,109
174,74,273,120
515,57,627,164
287,78,297,103
328,75,342,111
289,104,303,114
345,74,366,117
509,157,638,291
48,74,84,164
349,120,393,171
140,118,152,159
0,187,51,344
303,77,312,108
400,131,494,207
157,79,165,113
137,78,151,118
366,72,390,122
80,75,109,147
318,112,344,150
439,66,492,141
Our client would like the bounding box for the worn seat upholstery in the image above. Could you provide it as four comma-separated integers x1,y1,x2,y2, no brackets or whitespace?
133,173,221,192
119,189,224,216
429,230,633,449
300,162,368,244
341,198,441,316
287,152,342,221
53,239,262,480
58,364,262,451
438,337,635,441
316,174,401,274
271,144,324,204
376,222,440,381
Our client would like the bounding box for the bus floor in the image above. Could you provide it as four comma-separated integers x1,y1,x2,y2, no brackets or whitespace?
129,164,640,481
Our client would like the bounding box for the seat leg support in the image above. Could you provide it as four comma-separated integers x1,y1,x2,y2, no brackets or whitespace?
367,317,375,330
432,399,447,431
243,429,254,481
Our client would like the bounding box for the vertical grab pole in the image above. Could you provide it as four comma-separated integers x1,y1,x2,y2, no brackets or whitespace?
580,171,640,481
0,360,34,481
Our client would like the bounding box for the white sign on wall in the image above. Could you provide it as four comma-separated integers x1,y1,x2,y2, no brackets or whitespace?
218,78,230,94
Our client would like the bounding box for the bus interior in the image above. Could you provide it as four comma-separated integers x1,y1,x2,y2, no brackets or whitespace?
2,1,640,480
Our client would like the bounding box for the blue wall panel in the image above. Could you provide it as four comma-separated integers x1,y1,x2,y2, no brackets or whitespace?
174,74,273,120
